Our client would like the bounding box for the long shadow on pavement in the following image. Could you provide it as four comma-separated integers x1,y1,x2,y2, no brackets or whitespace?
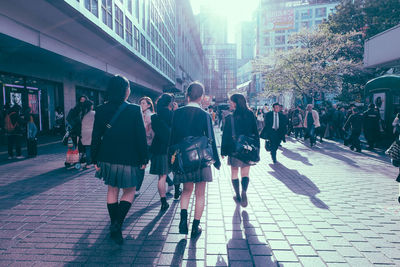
281,147,313,166
227,204,278,266
0,167,83,211
269,163,329,209
67,199,166,265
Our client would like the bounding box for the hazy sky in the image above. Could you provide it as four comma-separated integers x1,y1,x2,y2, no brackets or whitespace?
190,0,260,42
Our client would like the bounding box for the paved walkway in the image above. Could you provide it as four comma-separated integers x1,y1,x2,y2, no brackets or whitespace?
0,129,399,266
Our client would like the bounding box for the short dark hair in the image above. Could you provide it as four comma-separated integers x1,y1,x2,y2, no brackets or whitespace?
106,75,130,104
187,81,204,101
272,102,280,108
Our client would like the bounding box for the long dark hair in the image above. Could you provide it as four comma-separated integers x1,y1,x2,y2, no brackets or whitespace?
106,75,129,104
155,93,174,125
139,96,155,113
230,94,251,117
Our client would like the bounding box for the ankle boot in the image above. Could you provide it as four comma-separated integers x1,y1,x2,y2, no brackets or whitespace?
174,184,181,200
179,209,188,234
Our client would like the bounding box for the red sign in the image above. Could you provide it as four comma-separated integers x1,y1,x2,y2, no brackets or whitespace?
263,9,294,32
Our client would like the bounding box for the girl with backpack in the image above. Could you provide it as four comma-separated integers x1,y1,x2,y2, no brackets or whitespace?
27,115,38,157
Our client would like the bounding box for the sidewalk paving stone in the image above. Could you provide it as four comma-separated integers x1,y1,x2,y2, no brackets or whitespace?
1,132,400,266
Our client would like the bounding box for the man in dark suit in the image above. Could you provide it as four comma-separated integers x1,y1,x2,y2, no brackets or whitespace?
260,103,287,163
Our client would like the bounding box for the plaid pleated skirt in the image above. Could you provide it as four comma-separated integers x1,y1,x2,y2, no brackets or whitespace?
150,154,169,175
173,166,213,184
95,162,141,188
228,156,250,168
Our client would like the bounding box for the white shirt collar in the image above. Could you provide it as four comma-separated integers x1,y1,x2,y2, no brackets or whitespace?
187,102,202,108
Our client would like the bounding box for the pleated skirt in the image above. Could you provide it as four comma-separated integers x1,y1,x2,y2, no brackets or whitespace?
150,154,169,175
173,166,212,184
95,162,140,188
228,156,250,168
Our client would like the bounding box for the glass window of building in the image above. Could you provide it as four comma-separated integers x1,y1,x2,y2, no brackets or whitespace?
301,21,310,29
85,0,98,16
275,35,285,45
151,46,155,64
135,0,139,20
315,7,327,18
264,37,270,46
301,9,312,20
134,26,139,50
315,20,323,27
101,0,112,29
146,40,150,60
125,17,133,45
127,0,132,14
140,34,146,56
115,5,124,38
142,0,145,30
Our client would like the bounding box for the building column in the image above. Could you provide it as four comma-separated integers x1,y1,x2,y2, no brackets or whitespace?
63,77,76,115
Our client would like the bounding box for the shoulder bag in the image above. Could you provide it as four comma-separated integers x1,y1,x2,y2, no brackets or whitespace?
101,102,129,141
231,116,260,165
169,114,215,174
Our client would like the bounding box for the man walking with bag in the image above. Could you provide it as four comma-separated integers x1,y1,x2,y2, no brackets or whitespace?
260,103,287,164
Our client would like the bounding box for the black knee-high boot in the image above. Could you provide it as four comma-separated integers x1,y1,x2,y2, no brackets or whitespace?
232,179,241,202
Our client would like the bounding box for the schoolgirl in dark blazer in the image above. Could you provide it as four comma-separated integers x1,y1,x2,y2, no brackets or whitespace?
169,82,220,239
91,75,148,245
221,94,260,207
149,93,174,212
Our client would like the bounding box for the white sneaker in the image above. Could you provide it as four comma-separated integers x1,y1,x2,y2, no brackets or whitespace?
16,156,24,159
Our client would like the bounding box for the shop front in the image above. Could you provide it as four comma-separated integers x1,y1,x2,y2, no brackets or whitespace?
0,72,63,134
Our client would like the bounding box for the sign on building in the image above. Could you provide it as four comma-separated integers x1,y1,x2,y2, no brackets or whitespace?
263,9,295,32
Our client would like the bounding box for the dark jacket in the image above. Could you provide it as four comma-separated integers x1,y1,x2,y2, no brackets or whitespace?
344,113,363,133
169,105,221,169
260,111,287,140
91,101,149,166
5,106,24,135
221,112,260,156
150,108,173,155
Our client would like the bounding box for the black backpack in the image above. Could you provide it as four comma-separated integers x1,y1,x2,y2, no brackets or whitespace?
292,115,301,126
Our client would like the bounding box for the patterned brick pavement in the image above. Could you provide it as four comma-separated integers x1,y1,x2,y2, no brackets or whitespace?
0,130,399,266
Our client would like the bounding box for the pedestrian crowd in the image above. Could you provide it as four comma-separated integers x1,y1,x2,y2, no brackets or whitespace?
2,74,399,248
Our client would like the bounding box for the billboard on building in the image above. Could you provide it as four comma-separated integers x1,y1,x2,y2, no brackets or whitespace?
263,9,295,32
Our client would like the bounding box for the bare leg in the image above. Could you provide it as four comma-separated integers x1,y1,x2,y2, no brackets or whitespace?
107,186,119,203
158,174,167,197
121,187,135,203
240,166,250,178
231,166,239,180
194,182,206,220
180,182,194,210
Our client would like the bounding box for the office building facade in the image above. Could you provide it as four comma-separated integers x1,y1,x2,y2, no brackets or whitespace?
0,0,202,132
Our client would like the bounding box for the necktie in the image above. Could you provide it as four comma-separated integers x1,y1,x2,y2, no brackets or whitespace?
273,113,278,130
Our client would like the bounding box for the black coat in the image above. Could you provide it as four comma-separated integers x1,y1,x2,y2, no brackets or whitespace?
91,102,149,166
169,105,221,169
344,113,363,134
221,112,260,156
150,108,173,155
260,111,287,140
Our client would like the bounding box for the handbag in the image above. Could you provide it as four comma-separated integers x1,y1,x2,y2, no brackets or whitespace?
386,140,400,165
230,116,260,165
169,114,215,174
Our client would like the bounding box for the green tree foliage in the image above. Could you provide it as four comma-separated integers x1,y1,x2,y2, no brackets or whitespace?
327,0,400,40
253,28,367,103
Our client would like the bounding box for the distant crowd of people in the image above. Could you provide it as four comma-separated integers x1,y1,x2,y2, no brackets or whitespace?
1,104,37,159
